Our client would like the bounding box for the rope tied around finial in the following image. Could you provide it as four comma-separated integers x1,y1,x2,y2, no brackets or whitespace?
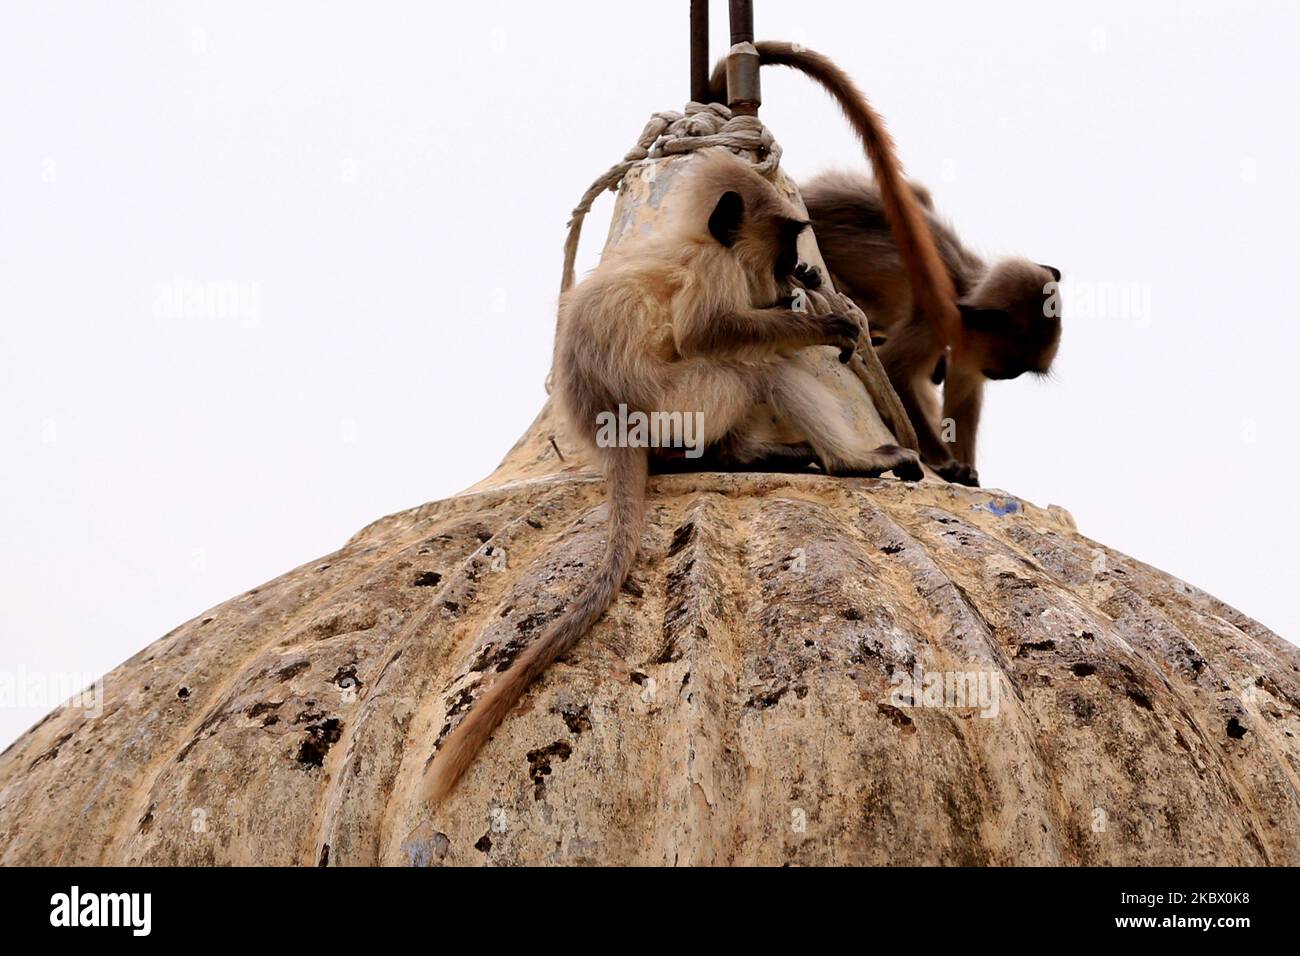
652,102,781,173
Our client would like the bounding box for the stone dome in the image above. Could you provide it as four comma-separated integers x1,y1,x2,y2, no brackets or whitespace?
0,400,1297,866
3,144,1295,866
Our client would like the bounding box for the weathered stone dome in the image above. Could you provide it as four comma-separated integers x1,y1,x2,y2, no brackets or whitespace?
0,402,1297,865
3,141,1295,866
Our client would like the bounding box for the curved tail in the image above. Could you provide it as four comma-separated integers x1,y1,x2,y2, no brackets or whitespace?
424,446,647,802
709,41,960,343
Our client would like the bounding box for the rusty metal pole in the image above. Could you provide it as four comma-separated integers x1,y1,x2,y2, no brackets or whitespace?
690,0,710,103
726,0,760,116
728,0,753,42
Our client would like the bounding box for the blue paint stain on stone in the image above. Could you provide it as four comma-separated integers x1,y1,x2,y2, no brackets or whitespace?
403,839,433,867
401,831,449,866
611,204,635,243
980,498,1021,517
648,164,674,209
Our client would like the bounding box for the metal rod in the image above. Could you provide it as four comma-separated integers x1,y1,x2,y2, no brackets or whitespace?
728,0,754,44
690,0,710,103
726,0,760,116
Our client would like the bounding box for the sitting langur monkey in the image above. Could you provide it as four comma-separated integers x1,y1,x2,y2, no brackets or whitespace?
424,150,921,800
710,42,1062,485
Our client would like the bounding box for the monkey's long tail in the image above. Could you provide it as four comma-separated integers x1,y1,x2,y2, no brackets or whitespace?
423,446,647,802
708,41,960,344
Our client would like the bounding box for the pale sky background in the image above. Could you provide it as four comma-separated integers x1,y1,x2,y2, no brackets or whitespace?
2,1,1297,749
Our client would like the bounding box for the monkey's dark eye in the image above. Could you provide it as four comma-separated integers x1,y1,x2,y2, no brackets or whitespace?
960,307,1010,331
984,368,1025,381
780,216,810,238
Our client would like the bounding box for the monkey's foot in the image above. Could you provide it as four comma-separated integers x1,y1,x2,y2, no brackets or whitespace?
657,440,820,476
834,445,923,481
936,460,980,487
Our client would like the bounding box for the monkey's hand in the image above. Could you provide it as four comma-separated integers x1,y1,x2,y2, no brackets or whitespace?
775,265,826,311
809,312,862,363
814,288,878,359
792,262,823,290
936,459,980,487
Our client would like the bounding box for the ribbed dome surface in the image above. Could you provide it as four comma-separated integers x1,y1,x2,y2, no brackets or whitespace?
3,145,1297,867
1,420,1297,865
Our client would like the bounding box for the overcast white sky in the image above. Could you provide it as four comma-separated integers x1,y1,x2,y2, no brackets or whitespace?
2,1,1297,749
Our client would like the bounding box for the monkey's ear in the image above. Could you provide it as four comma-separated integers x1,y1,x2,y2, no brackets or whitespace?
959,305,1010,332
708,191,744,247
1038,263,1062,282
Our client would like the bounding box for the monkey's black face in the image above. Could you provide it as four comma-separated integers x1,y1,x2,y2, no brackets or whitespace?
980,335,1058,379
964,305,1061,381
706,189,808,289
772,217,810,281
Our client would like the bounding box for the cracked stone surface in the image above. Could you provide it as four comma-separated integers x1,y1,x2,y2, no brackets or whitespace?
2,149,1297,865
1,416,1297,865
